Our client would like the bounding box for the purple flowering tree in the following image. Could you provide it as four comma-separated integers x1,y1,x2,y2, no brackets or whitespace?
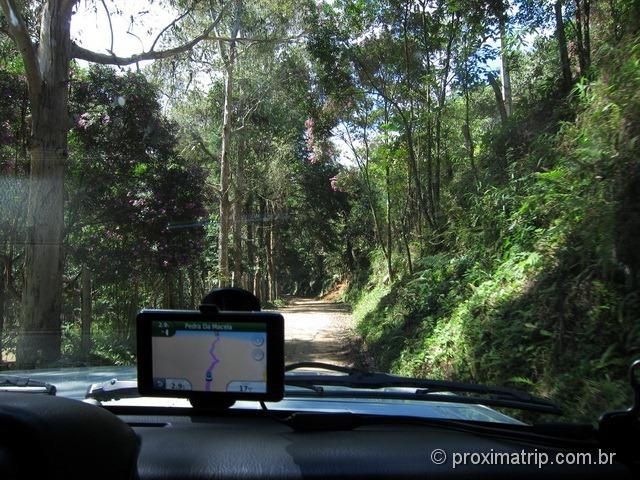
66,66,206,360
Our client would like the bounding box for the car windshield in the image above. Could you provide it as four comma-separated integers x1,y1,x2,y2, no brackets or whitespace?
1,0,639,425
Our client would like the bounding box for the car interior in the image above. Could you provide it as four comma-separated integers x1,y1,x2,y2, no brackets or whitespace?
1,288,638,479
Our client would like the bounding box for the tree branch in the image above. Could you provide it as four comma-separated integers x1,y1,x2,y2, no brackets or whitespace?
354,54,409,127
63,270,82,290
233,99,262,132
204,33,305,44
0,0,41,99
100,0,114,53
150,2,197,52
71,4,226,66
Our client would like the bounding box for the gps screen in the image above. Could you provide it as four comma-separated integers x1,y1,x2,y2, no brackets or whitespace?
151,320,267,393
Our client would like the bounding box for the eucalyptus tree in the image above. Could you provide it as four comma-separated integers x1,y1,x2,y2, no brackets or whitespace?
215,0,311,288
215,0,241,287
554,1,572,89
0,0,226,367
152,0,311,289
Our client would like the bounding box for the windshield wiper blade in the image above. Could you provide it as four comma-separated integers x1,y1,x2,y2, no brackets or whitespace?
83,362,561,414
0,375,56,395
284,362,562,415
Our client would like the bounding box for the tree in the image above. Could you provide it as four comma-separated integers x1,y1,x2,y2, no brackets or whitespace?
573,0,591,76
498,7,513,117
340,96,394,281
217,0,242,287
66,65,207,356
554,1,572,89
0,0,225,367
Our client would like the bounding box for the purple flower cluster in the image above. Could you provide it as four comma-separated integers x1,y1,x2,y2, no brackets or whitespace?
77,113,91,129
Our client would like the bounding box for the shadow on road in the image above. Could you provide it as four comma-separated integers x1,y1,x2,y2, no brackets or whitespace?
285,337,353,365
279,297,355,366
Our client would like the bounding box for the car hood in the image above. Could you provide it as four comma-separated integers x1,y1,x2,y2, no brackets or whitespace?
3,365,523,424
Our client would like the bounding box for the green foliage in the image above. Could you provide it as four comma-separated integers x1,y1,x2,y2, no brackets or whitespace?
350,31,640,423
1,0,639,428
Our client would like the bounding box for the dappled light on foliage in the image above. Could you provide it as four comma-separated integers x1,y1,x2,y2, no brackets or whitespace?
0,0,639,423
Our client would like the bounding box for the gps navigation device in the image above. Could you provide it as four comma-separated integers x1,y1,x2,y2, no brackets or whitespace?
137,308,284,402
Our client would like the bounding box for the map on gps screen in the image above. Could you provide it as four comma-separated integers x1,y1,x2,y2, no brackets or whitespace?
151,321,267,393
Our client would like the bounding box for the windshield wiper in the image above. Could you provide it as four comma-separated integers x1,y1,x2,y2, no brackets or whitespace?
283,362,562,415
0,375,56,395
83,362,562,415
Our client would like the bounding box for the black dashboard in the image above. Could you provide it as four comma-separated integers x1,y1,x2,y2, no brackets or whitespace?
1,392,636,480
131,413,634,479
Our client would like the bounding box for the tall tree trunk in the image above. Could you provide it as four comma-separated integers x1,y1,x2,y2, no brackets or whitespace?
218,65,234,287
433,14,455,218
2,0,74,368
349,105,391,277
401,4,429,230
364,180,388,269
555,1,572,90
162,271,175,308
574,0,591,76
402,185,413,276
344,236,355,272
80,266,92,362
18,119,67,369
385,162,393,282
462,85,478,180
217,0,241,287
253,265,262,302
488,74,508,124
425,100,434,223
498,14,513,117
434,124,442,218
421,14,434,226
0,0,75,368
232,137,245,288
254,198,266,301
583,0,591,69
200,269,209,302
245,196,255,294
405,125,434,227
127,280,139,340
266,204,278,301
462,122,476,170
383,103,393,282
177,269,185,308
403,232,413,275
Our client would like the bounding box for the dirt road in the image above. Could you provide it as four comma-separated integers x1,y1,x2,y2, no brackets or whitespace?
279,298,354,366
